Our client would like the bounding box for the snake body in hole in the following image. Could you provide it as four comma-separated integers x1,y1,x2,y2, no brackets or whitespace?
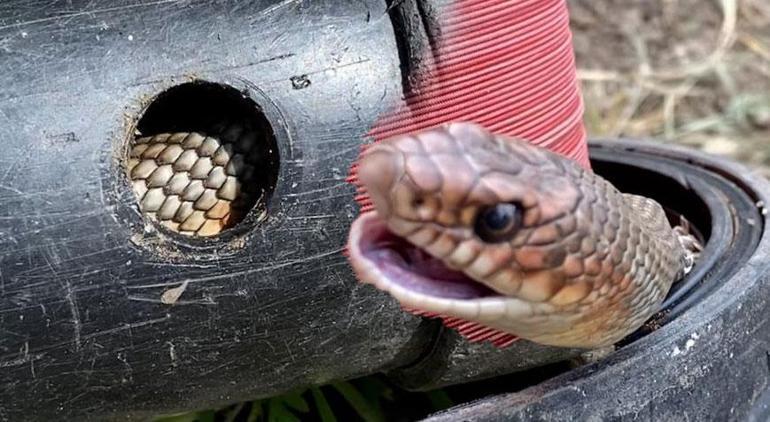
347,122,701,349
127,121,265,237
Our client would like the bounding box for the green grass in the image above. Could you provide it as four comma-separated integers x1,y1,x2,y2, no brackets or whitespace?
153,376,453,422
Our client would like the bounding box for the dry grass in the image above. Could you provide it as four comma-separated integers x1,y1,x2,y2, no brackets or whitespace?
569,0,770,175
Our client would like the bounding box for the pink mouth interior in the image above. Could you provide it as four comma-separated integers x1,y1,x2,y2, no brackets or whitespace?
356,214,497,299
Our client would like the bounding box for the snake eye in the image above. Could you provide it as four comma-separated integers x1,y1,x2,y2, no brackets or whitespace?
474,203,522,243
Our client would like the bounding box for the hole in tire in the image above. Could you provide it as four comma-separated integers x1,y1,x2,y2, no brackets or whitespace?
126,81,279,238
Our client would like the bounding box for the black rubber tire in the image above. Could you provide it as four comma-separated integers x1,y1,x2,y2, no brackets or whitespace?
1,1,767,421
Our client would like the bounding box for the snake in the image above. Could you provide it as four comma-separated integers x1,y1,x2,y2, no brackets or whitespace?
126,120,266,237
346,122,701,349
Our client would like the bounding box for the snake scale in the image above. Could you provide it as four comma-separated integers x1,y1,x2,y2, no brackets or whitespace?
347,122,701,349
127,121,265,237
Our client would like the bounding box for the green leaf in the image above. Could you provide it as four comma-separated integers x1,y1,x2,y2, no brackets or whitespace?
426,389,453,410
153,413,199,422
282,390,310,413
331,381,385,422
197,411,215,422
153,410,215,422
224,403,245,422
310,387,337,422
358,377,393,403
246,401,265,422
267,398,301,422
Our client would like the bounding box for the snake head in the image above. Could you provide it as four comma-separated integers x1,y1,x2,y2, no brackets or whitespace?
348,122,682,348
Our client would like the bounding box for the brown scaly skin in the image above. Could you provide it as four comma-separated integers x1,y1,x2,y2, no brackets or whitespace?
348,122,692,349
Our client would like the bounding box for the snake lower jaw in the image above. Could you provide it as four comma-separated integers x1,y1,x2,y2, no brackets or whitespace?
347,211,532,321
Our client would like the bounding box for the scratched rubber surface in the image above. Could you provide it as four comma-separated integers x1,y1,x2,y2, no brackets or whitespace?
0,1,583,420
1,1,768,422
0,1,417,420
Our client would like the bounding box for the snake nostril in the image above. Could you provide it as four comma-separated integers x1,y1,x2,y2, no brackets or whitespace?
126,81,280,238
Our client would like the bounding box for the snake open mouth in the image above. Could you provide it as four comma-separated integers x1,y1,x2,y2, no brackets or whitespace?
348,212,497,300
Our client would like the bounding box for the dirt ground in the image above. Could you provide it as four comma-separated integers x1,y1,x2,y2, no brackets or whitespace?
568,0,770,176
